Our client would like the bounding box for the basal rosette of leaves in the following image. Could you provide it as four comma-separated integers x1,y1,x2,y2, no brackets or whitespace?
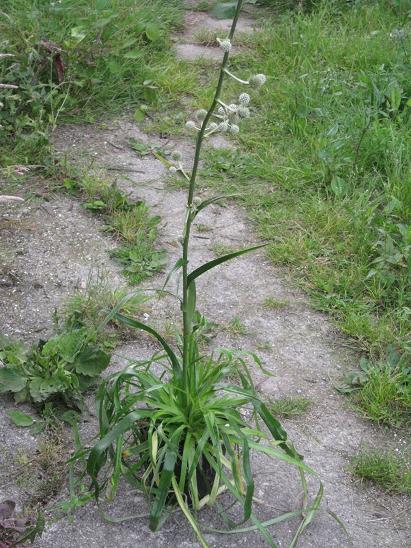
71,1,332,545
0,330,110,409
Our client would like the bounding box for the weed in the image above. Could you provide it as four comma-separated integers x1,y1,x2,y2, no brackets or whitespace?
263,297,288,310
350,449,411,494
188,0,411,424
195,223,212,233
226,316,249,335
0,0,186,166
267,396,311,418
15,410,68,509
0,329,110,410
211,242,236,257
59,273,148,340
354,365,411,427
337,354,411,427
256,341,272,351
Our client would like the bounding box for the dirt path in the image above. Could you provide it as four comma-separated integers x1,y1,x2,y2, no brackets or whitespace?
0,3,409,547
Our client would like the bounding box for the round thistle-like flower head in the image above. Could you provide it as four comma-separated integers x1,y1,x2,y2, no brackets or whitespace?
208,122,218,131
238,106,250,119
217,37,232,52
228,103,238,113
171,151,183,161
195,109,207,121
193,197,202,207
218,120,229,132
217,106,226,115
169,166,177,173
230,124,240,135
249,73,267,88
185,120,196,130
239,93,251,106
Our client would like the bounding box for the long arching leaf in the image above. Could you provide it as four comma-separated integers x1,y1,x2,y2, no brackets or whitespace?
115,313,182,379
149,429,182,531
195,193,238,215
87,409,153,484
187,243,266,286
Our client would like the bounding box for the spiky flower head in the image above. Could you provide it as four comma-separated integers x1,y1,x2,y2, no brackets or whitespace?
185,120,196,130
195,109,207,121
239,93,251,106
217,37,232,52
218,120,229,132
228,103,238,113
238,106,250,118
249,73,267,88
217,106,226,115
169,166,177,173
208,122,218,131
171,151,183,161
230,124,240,135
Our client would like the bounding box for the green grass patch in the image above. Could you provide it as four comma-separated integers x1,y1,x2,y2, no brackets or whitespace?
350,449,411,494
0,0,188,166
178,1,411,423
59,272,148,337
354,365,411,427
107,204,166,284
263,297,288,310
225,316,249,335
211,242,236,257
267,396,311,418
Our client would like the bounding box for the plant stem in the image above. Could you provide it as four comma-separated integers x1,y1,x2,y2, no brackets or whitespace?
181,0,244,399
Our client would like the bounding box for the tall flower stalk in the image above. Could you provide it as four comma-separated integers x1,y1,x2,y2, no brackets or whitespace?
181,1,243,409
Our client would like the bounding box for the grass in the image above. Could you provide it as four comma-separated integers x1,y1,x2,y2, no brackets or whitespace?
350,449,411,494
211,242,236,257
15,406,68,509
263,297,288,310
225,316,249,335
172,0,411,424
108,204,166,284
59,272,148,339
267,396,311,418
353,365,411,427
0,0,189,166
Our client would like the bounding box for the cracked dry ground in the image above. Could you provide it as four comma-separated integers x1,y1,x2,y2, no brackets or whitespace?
1,4,410,548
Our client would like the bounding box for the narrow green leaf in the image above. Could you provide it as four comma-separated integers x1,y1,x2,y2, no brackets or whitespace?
187,244,266,286
242,438,254,521
195,194,238,214
149,430,181,531
247,441,315,474
172,476,209,548
6,409,34,427
87,409,153,481
289,483,324,548
115,313,182,379
163,257,185,290
205,510,301,534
